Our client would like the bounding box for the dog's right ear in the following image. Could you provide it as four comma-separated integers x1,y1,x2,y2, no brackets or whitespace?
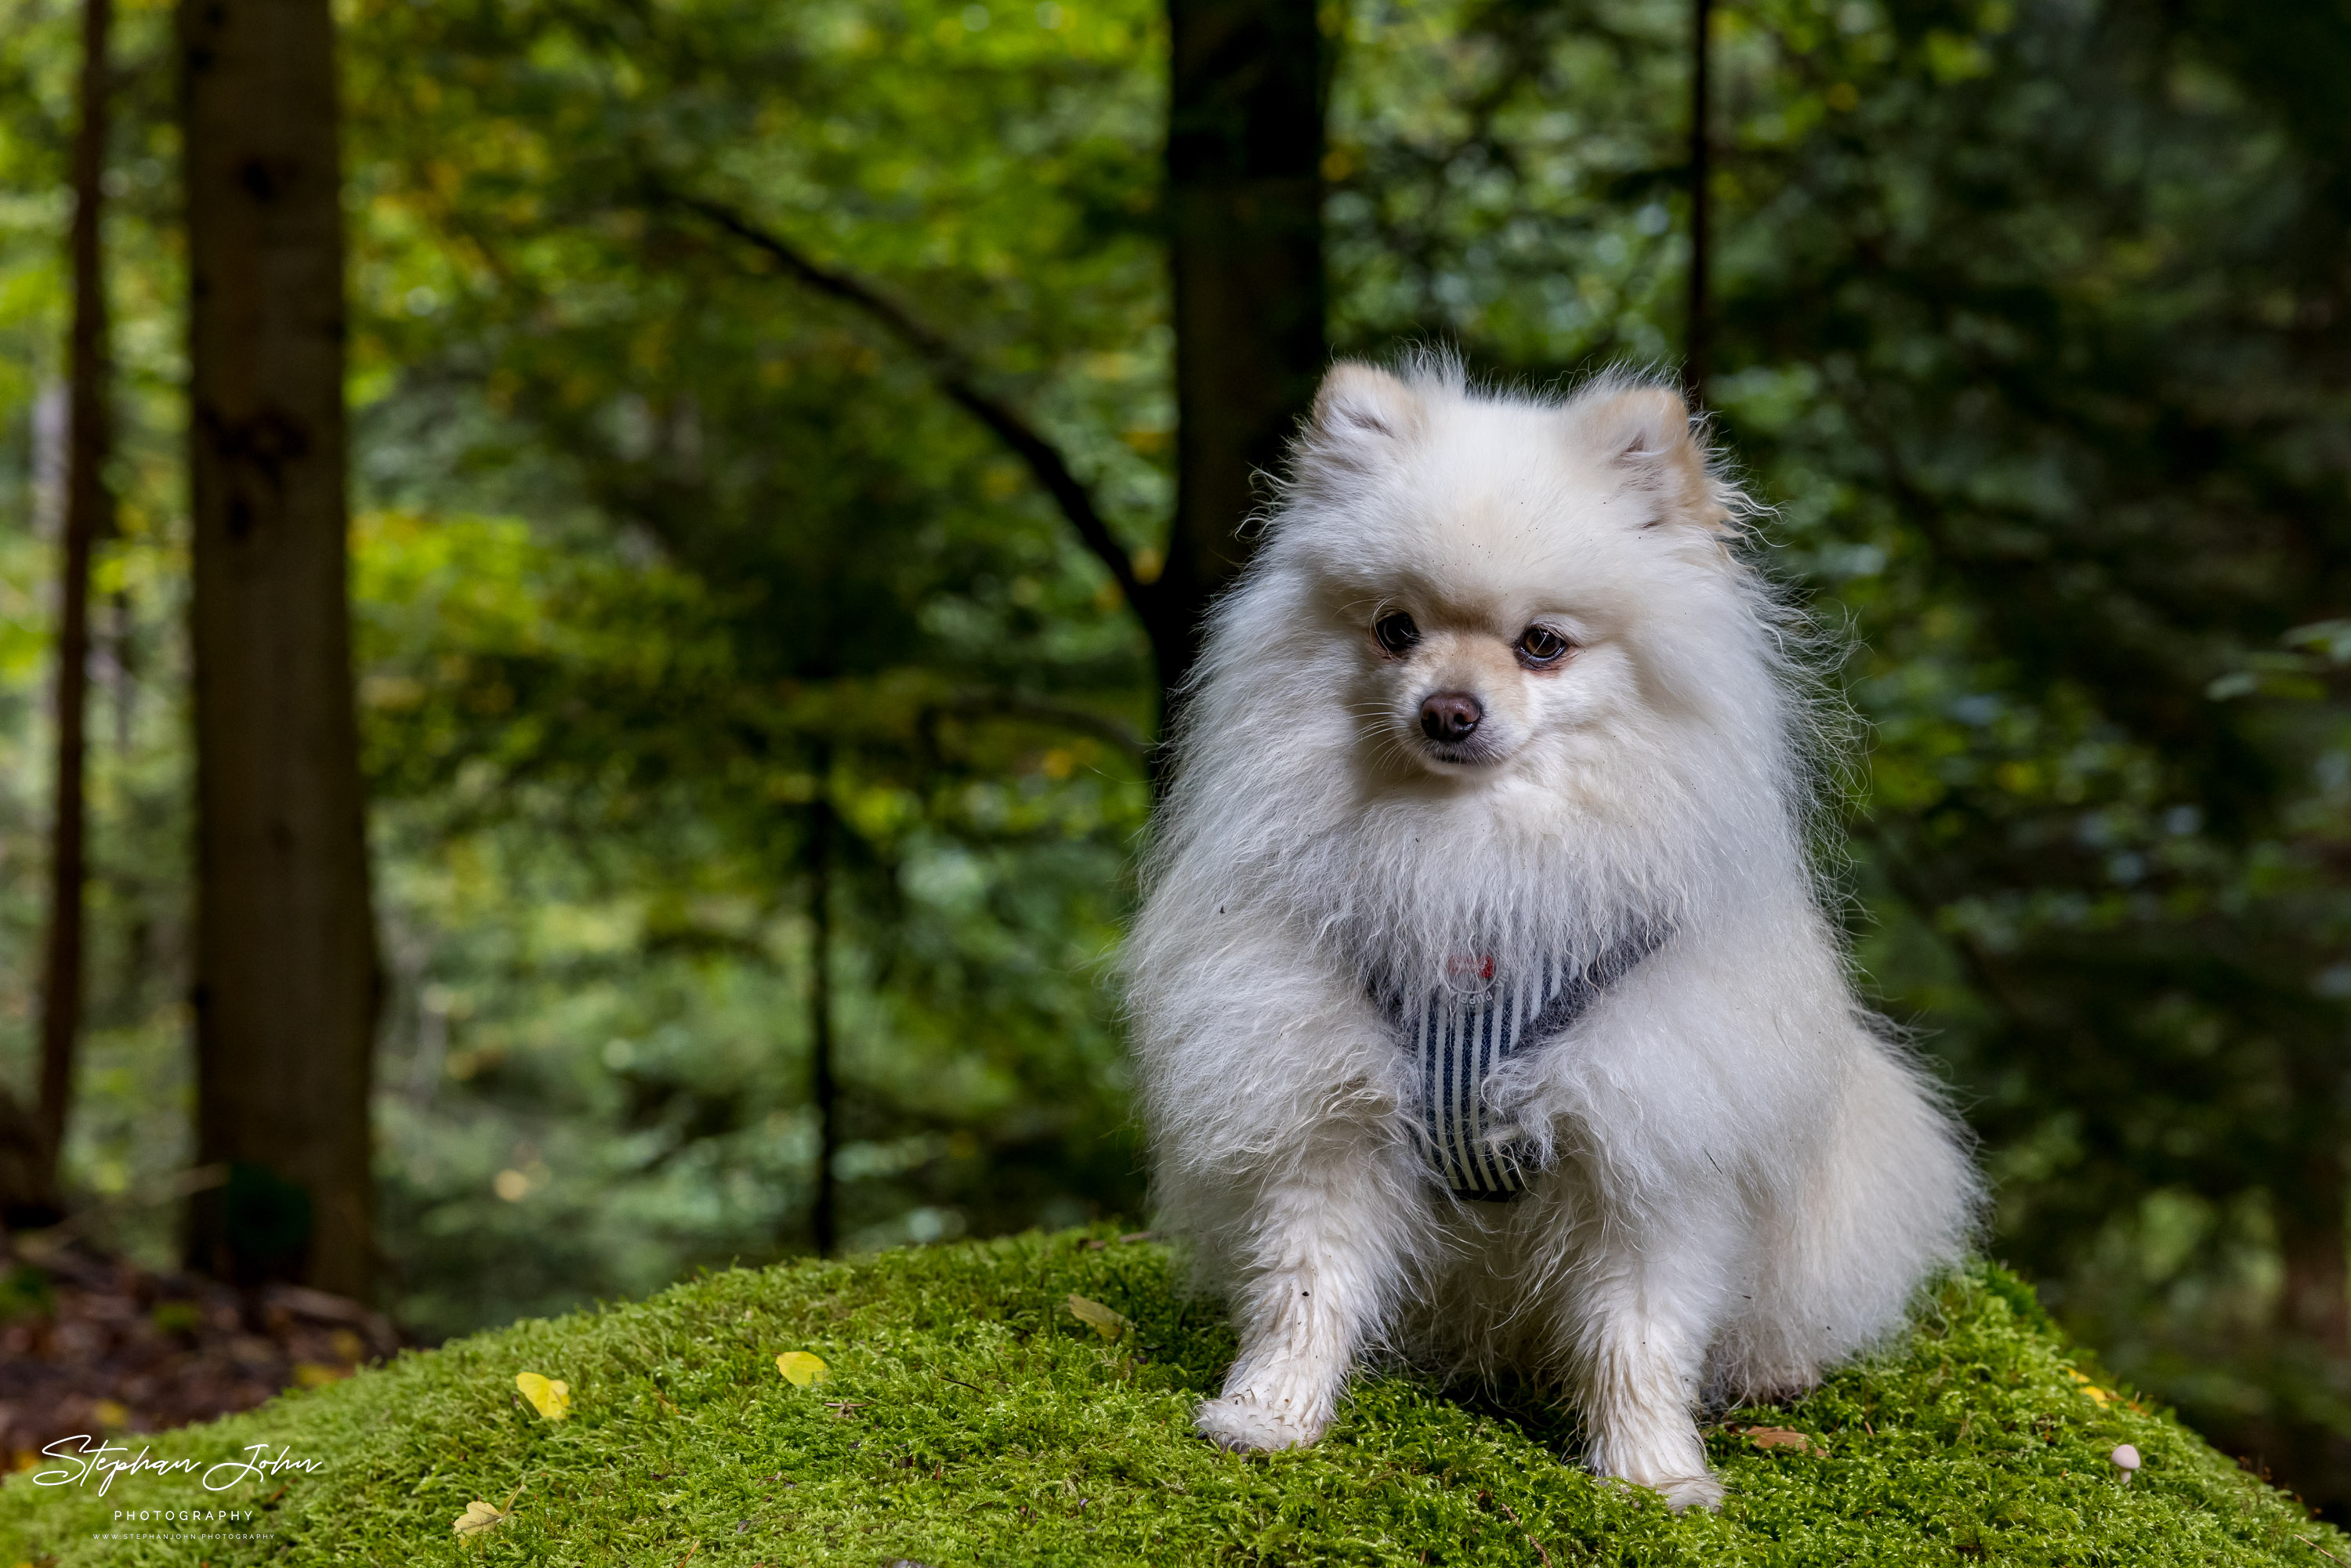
1313,361,1420,443
1296,362,1422,480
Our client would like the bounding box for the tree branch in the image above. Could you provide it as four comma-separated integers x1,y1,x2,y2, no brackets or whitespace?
647,182,1151,619
946,690,1149,765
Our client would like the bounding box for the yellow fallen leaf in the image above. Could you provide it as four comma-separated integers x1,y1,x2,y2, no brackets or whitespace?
515,1371,571,1420
1067,1294,1127,1341
453,1498,508,1537
91,1400,130,1429
1742,1426,1827,1457
292,1362,346,1389
776,1351,830,1387
2068,1369,2114,1405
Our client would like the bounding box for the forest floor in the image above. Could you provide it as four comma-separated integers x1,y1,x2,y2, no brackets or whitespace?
0,1227,2342,1566
0,1234,400,1473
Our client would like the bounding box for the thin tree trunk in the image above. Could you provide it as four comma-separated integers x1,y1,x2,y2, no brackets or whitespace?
109,587,135,757
1162,0,1328,701
2280,1195,2349,1352
2278,1084,2349,1353
807,755,838,1258
180,0,379,1297
32,0,115,1211
1686,0,1711,401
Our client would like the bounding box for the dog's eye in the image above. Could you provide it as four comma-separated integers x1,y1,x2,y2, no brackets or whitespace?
1516,625,1571,665
1373,613,1420,656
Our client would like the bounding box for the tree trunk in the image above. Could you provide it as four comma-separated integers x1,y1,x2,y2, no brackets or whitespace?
27,0,117,1222
180,0,379,1297
807,760,838,1258
1160,0,1328,699
2278,1134,2350,1354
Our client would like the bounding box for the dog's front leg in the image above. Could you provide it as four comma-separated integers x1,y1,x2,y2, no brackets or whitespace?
1194,1146,1411,1453
1557,1215,1737,1512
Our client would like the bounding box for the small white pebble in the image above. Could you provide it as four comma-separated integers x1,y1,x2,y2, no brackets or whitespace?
2110,1443,2142,1476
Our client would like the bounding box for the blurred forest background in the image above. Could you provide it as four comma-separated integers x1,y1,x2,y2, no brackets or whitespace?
5,0,2351,1508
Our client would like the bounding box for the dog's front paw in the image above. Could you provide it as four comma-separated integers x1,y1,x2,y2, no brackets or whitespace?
1194,1392,1328,1453
1592,1421,1723,1512
1603,1468,1725,1512
1647,1471,1726,1513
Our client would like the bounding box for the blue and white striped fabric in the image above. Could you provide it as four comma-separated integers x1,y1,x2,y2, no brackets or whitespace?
1385,934,1666,1201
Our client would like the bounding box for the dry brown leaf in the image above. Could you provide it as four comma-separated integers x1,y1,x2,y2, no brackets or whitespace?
1742,1426,1827,1457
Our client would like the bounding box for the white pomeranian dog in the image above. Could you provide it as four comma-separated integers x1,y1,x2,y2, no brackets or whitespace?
1125,357,1980,1510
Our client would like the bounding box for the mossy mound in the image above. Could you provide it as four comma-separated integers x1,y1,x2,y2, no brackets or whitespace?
2,1228,2340,1566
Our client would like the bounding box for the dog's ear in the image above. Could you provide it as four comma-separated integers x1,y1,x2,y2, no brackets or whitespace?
1295,362,1422,480
1313,361,1420,442
1576,383,1732,534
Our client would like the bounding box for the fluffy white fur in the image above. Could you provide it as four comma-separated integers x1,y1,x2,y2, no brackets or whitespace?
1125,357,1980,1511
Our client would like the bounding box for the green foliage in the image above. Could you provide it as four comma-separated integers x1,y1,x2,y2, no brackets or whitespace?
323,0,1174,1335
2,1233,2340,1565
354,509,1150,1338
4,0,1170,1338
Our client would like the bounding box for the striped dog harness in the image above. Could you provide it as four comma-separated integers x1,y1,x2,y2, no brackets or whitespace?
1382,932,1668,1201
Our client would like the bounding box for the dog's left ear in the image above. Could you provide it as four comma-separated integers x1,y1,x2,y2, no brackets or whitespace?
1576,384,1732,534
1293,361,1424,485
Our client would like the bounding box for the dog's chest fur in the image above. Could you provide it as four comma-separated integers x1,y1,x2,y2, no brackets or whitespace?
1371,929,1668,1200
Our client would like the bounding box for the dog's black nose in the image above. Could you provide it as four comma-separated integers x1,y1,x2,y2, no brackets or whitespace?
1419,691,1483,744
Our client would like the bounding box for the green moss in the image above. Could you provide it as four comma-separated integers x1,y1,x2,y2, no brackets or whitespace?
3,1230,2342,1566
